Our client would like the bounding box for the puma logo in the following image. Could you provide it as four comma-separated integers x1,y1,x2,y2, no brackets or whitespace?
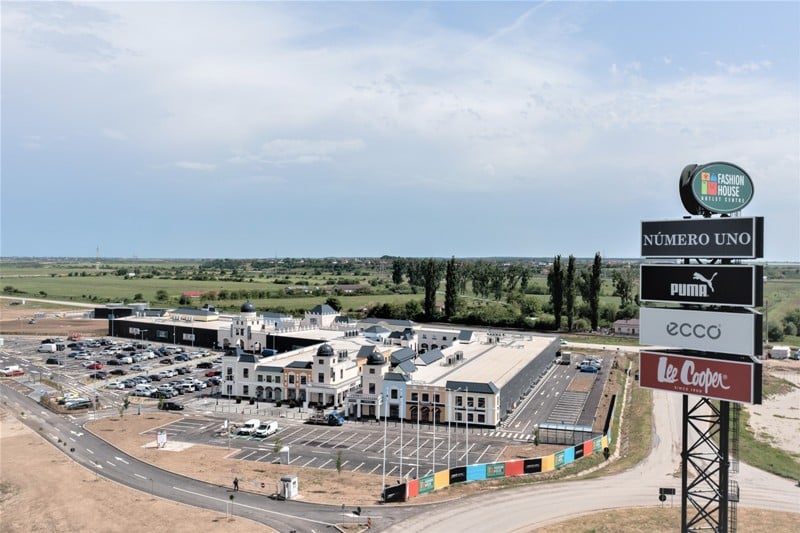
692,272,718,293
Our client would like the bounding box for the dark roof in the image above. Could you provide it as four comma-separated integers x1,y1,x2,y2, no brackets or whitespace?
262,311,291,319
365,325,390,334
388,329,415,340
397,359,417,374
238,352,258,364
445,380,499,395
334,316,356,323
317,344,334,357
256,365,284,373
309,304,337,315
286,360,313,369
458,330,474,341
357,346,375,359
240,301,256,313
171,307,218,316
360,318,417,328
384,372,410,382
390,348,416,365
367,352,386,365
419,349,443,365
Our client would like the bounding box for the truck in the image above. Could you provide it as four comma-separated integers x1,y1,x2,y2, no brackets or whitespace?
559,351,571,365
769,346,790,360
307,410,345,426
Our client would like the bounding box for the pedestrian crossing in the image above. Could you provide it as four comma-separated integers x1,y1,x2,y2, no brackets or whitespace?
479,430,530,441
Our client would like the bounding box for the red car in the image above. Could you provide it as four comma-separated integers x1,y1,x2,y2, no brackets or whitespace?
205,369,221,377
86,362,104,370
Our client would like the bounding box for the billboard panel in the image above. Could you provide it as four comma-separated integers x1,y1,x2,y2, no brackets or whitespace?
641,217,763,258
640,307,762,356
640,264,763,307
639,350,762,404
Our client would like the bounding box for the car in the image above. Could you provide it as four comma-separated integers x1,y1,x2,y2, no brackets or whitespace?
174,354,190,362
151,390,171,399
121,379,136,388
88,372,108,380
117,356,133,364
579,363,600,373
160,358,173,365
205,369,221,377
148,374,162,381
196,362,214,369
45,358,64,365
86,362,103,370
106,381,126,390
105,359,121,366
109,369,127,376
176,367,189,375
159,401,184,411
65,399,93,410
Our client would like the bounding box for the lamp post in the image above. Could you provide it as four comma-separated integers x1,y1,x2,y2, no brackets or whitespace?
763,275,769,345
432,392,436,474
399,391,404,480
447,388,452,471
416,395,420,478
140,329,148,346
381,392,387,497
465,385,469,467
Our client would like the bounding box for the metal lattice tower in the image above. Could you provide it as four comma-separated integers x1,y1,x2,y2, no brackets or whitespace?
681,396,731,533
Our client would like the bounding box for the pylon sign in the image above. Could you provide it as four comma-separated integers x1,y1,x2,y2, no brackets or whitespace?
640,264,763,307
641,217,763,259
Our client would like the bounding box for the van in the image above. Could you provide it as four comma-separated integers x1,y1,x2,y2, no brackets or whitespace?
38,344,57,353
1,365,22,376
254,421,278,438
237,419,260,435
133,384,157,397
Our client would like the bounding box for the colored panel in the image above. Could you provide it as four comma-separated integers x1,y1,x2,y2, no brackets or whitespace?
594,436,603,451
554,450,566,468
407,478,419,498
524,458,542,474
419,475,434,494
449,466,467,485
486,463,505,478
574,444,584,459
434,470,450,489
506,460,524,477
563,447,575,465
541,454,555,472
602,435,609,449
383,483,406,503
583,440,594,456
467,464,486,481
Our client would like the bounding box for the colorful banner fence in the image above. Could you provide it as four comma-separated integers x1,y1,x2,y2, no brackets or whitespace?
387,433,611,502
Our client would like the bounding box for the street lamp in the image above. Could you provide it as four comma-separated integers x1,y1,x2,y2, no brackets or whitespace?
381,392,388,498
416,394,420,478
465,385,470,467
432,392,436,474
447,388,452,470
399,391,404,480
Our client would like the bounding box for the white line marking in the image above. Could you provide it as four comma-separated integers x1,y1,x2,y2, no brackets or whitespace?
352,462,364,472
318,458,332,469
86,448,94,454
106,461,116,467
172,487,334,526
134,473,147,479
115,456,129,464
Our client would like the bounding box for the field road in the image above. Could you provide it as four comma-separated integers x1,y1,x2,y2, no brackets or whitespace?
384,388,799,532
0,296,98,308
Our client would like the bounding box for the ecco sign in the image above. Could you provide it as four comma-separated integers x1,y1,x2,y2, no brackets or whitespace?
640,264,763,307
639,350,762,404
641,217,763,259
640,307,762,356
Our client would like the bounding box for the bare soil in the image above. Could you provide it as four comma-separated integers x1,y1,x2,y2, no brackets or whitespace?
0,304,108,337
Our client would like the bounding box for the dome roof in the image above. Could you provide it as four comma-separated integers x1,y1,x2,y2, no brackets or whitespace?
367,352,386,365
316,344,335,357
240,301,256,313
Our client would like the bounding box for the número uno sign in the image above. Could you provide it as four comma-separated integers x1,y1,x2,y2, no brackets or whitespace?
641,217,763,259
639,350,762,404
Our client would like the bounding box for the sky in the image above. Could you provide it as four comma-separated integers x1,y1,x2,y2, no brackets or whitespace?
2,1,798,261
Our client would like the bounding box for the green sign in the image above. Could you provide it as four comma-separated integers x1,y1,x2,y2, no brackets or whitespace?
554,450,566,468
690,162,754,214
419,475,434,494
486,463,505,478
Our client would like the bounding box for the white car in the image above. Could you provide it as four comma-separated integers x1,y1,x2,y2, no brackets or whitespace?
106,381,126,390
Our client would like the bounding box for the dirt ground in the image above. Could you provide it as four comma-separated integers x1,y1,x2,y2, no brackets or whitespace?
747,360,800,454
0,303,108,338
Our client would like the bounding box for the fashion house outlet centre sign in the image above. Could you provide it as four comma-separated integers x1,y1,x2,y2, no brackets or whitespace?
639,307,762,357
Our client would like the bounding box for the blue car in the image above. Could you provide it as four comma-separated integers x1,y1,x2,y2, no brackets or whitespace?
579,363,600,373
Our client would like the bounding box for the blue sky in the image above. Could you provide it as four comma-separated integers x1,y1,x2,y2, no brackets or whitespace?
2,1,798,260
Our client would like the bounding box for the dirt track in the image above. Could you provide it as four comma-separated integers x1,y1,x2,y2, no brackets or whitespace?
0,305,108,337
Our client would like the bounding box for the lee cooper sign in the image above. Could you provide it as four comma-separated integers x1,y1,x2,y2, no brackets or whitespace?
640,264,763,307
640,307,762,356
639,350,762,404
641,217,763,259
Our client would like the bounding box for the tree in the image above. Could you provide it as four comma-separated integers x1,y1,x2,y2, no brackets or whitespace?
133,293,144,301
547,256,564,330
589,252,602,331
178,294,191,305
392,258,405,285
325,297,342,312
444,256,458,320
336,450,343,474
422,259,444,319
565,255,576,331
155,289,169,301
768,322,785,342
612,265,635,306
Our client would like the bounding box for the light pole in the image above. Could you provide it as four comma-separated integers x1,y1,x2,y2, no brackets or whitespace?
432,392,436,474
416,395,420,478
465,385,469,467
381,392,387,497
447,388,452,471
763,275,769,345
140,329,148,346
399,391,404,480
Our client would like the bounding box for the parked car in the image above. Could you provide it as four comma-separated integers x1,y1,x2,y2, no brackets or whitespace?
88,372,108,380
109,369,127,376
45,358,64,365
106,381,126,390
174,354,190,362
196,362,214,369
105,359,121,366
121,379,136,388
159,401,184,411
160,358,173,365
148,374,162,382
205,370,221,377
579,363,600,373
86,362,103,370
65,399,92,410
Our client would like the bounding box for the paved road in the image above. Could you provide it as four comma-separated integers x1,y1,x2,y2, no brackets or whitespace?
384,388,800,531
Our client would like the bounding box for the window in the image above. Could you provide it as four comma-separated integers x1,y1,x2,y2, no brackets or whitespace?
368,383,375,394
266,375,272,383
434,394,440,403
288,374,295,384
467,396,474,408
422,393,429,403
369,368,375,374
456,395,463,407
157,330,168,339
243,385,249,395
391,389,398,399
300,376,307,385
340,369,343,379
226,385,232,394
226,368,233,375
330,369,335,381
319,359,323,365
456,412,463,421
478,397,485,409
318,372,324,383
478,414,485,423
257,375,263,382
243,368,249,378
411,392,419,402
467,413,474,423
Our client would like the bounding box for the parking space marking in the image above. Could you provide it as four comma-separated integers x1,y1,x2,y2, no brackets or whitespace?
239,450,258,461
255,452,272,462
302,457,316,467
318,458,332,469
352,462,364,472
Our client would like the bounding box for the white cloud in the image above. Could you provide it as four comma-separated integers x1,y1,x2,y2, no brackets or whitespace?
102,128,128,141
715,60,772,75
175,161,216,171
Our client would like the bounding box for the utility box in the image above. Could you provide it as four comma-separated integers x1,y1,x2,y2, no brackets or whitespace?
279,446,290,465
278,475,298,500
